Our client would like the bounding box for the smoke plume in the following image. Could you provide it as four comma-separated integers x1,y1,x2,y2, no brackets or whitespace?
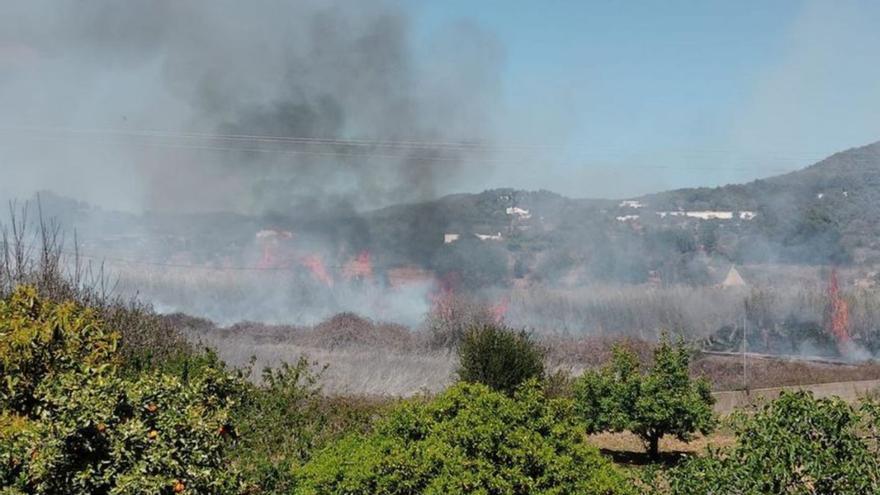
0,0,503,213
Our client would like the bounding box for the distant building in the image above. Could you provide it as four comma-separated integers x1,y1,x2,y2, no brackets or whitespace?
386,266,434,288
619,200,645,208
505,206,532,219
474,232,503,241
616,215,639,222
655,211,756,221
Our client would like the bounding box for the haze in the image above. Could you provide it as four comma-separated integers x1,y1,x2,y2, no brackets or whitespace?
1,0,879,212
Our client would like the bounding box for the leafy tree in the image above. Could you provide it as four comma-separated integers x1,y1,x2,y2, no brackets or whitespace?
665,391,880,494
0,286,243,494
457,324,545,395
230,358,387,494
573,335,716,457
295,381,636,495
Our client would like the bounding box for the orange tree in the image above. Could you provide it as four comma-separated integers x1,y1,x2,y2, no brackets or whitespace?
295,381,635,495
665,391,880,494
0,286,243,494
573,334,716,458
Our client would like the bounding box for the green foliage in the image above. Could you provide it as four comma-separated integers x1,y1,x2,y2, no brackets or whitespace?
295,381,636,495
456,324,545,395
665,391,880,494
230,358,386,494
0,286,243,494
574,335,716,457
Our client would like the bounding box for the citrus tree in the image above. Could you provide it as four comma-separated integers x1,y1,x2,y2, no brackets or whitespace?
0,286,243,494
574,334,716,457
296,381,635,495
665,390,880,494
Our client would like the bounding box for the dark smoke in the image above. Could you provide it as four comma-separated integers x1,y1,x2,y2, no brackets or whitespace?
0,0,503,213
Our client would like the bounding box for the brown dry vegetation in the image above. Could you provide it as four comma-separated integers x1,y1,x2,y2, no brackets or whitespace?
173,309,880,396
693,353,880,391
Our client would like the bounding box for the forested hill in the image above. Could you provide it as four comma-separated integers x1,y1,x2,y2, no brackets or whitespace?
13,140,880,287
633,141,880,265
361,140,880,284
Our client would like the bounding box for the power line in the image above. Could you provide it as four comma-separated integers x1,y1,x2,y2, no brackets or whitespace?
0,130,815,174
3,125,875,166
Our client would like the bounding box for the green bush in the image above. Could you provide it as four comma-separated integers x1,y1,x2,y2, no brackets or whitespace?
0,285,120,415
0,286,243,494
574,335,716,457
230,358,388,494
665,390,880,494
296,381,635,495
456,324,545,395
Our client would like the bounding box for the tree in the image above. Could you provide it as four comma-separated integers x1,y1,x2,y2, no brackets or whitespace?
0,286,243,494
456,324,545,395
666,391,880,494
295,382,636,495
573,335,716,458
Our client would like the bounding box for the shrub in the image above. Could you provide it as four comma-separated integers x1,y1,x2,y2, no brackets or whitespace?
231,358,387,494
0,286,243,494
574,334,716,457
456,324,545,395
1,204,192,371
665,391,880,494
0,285,119,415
295,381,636,495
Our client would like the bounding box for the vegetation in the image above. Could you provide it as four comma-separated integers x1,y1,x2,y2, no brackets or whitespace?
664,390,880,494
456,323,545,395
574,335,716,457
230,358,387,493
6,208,880,494
296,381,635,495
0,286,242,494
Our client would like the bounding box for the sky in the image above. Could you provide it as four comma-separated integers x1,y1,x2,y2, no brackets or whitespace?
410,0,880,197
1,0,880,209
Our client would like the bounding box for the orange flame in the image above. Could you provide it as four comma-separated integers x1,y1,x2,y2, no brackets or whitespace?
343,250,373,281
490,296,510,323
301,254,334,287
825,268,850,346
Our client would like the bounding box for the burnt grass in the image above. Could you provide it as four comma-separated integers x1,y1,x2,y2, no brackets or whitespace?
165,312,880,394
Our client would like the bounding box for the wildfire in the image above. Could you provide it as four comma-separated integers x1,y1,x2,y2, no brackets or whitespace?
255,229,293,269
301,254,334,287
824,268,850,347
343,250,373,281
490,296,509,323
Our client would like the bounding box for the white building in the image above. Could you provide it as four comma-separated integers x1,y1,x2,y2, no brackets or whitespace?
505,206,532,219
474,232,503,241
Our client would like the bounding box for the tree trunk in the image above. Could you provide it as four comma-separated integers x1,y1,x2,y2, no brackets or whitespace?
647,433,660,459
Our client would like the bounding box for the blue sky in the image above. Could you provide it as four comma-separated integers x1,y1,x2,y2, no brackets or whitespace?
408,0,880,198
2,1,879,209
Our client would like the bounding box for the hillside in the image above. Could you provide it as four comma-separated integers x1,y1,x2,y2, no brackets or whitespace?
15,140,880,290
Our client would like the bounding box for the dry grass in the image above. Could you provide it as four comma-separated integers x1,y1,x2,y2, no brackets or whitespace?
693,353,880,391
196,331,455,396
587,431,736,466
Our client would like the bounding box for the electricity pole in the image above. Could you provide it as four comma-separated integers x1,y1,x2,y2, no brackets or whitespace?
742,315,748,390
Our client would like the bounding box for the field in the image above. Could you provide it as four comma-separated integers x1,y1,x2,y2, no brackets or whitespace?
6,227,880,494
179,311,880,396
